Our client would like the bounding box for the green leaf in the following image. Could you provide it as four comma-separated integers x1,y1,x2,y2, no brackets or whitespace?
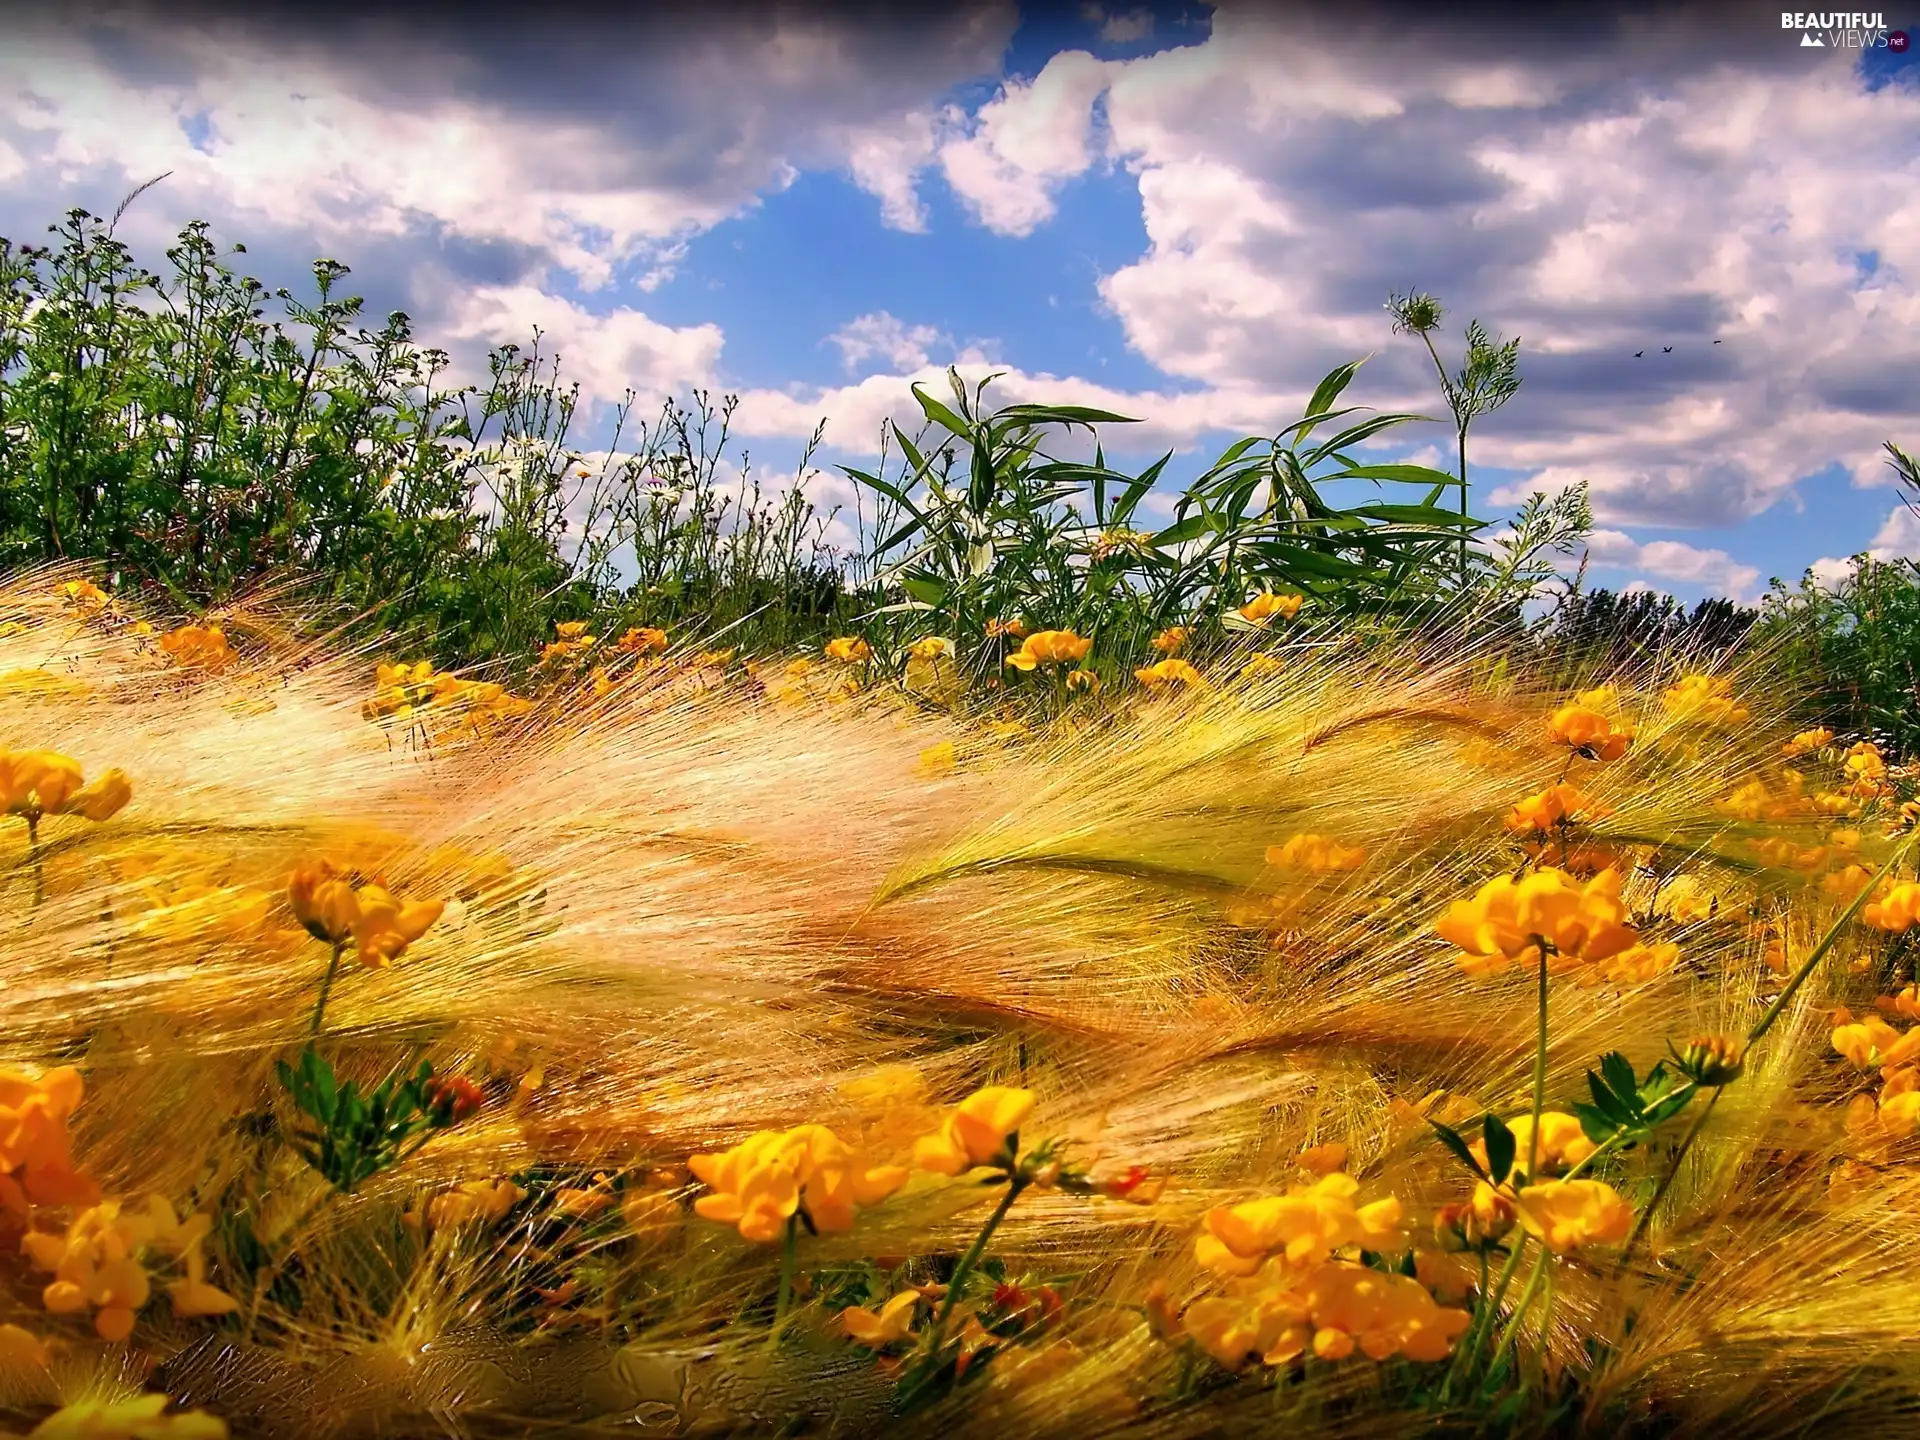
1481,1113,1517,1186
1429,1119,1488,1181
1335,464,1466,489
1150,515,1214,548
1305,360,1365,419
900,576,946,606
1572,1103,1617,1146
910,384,973,441
1599,1052,1639,1107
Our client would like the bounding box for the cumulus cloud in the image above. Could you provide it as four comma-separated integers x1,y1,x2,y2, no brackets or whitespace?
1582,527,1763,603
937,50,1112,235
827,312,951,374
926,3,1920,543
1807,499,1920,586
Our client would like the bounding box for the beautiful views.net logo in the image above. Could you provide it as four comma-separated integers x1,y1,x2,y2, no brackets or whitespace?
1781,11,1908,48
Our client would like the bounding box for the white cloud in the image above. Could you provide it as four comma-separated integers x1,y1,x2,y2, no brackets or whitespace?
938,50,1112,235
1807,499,1920,585
846,111,942,233
1096,8,1156,45
1582,527,1762,602
827,312,950,374
440,286,725,408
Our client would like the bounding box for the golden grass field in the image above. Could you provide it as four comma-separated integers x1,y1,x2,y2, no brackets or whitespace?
1,567,1918,1438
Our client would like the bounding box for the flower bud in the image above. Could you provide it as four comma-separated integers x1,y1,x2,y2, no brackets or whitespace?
1434,1182,1517,1251
1675,1033,1746,1087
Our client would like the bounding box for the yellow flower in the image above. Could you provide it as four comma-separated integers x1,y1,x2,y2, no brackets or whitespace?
1782,727,1834,757
1134,658,1204,690
1863,881,1920,933
1066,667,1101,693
349,881,445,969
1265,834,1367,871
1674,1033,1746,1087
1235,592,1303,626
842,1289,921,1347
1005,630,1092,671
57,578,110,615
1195,1174,1403,1276
1150,626,1191,654
1587,938,1682,986
157,624,236,672
1661,673,1750,726
1514,1179,1633,1252
1469,1112,1593,1178
912,1086,1035,1175
617,626,669,655
825,636,872,663
0,751,132,826
286,860,361,944
905,636,955,660
28,1393,227,1439
425,1179,525,1230
1546,703,1634,762
0,1065,96,1216
1434,1181,1518,1250
1505,783,1611,835
985,617,1029,639
1297,1142,1349,1176
23,1199,158,1342
691,1125,906,1243
1435,867,1640,975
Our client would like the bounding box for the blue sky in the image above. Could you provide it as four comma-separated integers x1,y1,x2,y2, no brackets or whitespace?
4,0,1919,604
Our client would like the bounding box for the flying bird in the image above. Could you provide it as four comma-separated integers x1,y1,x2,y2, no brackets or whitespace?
1634,351,1644,358
1662,346,1673,353
1714,339,1723,344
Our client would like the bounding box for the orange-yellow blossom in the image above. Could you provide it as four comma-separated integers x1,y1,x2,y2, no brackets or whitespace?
1236,592,1303,625
1662,673,1750,726
1434,866,1640,975
1265,833,1367,871
1134,658,1205,690
1150,626,1191,654
1,751,132,825
1005,630,1092,671
1514,1179,1633,1252
690,1125,907,1243
1547,704,1633,762
841,1289,921,1347
825,636,872,663
27,1393,229,1439
157,624,236,671
912,1086,1035,1175
1195,1173,1404,1277
1469,1112,1594,1177
1505,783,1612,834
0,1065,97,1217
1863,881,1920,933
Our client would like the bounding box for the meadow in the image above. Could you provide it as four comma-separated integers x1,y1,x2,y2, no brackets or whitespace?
0,208,1918,1439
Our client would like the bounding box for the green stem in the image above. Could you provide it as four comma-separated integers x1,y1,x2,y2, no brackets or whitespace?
1619,1087,1722,1267
900,1174,1028,1407
1440,1235,1527,1401
1751,837,1915,1046
1528,939,1550,1177
1487,1246,1549,1379
768,1212,799,1349
308,939,346,1039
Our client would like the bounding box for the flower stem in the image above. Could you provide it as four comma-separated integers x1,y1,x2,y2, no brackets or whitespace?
1440,1236,1526,1401
308,939,346,1039
900,1174,1028,1407
1619,1087,1722,1267
1487,1245,1550,1380
1528,940,1550,1176
768,1212,799,1349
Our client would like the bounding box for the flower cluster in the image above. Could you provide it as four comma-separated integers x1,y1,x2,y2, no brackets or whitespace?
1662,673,1751,726
1863,880,1920,933
157,623,237,672
1134,658,1205,691
363,661,531,731
1196,1173,1404,1277
1176,1260,1472,1368
1264,833,1367,872
913,1085,1034,1176
1234,592,1303,626
1506,782,1612,835
1434,866,1642,977
0,1066,97,1218
287,860,444,968
539,621,597,665
1,750,132,829
1547,696,1634,762
825,636,872,663
690,1125,908,1242
22,1195,239,1341
616,626,669,656
1006,630,1092,671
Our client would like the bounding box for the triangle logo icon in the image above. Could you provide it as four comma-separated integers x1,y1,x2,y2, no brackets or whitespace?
1800,32,1825,45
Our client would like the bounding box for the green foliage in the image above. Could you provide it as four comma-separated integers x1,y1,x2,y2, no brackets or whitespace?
275,1047,473,1192
1759,551,1920,760
1573,1051,1692,1148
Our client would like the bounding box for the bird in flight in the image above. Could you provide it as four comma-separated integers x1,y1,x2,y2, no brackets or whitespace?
1662,346,1673,353
1634,350,1644,358
1713,339,1722,344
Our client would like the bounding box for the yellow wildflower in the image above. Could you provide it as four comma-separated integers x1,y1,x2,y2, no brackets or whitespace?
1662,673,1750,726
1150,626,1191,654
1435,867,1640,976
985,617,1029,639
1470,1112,1594,1177
1782,727,1834,757
825,636,872,663
0,1065,96,1217
1547,704,1633,762
1265,834,1367,871
1066,667,1101,693
1863,881,1920,933
1135,658,1205,690
905,636,954,660
1195,1173,1404,1277
913,1086,1035,1176
426,1179,524,1230
157,624,236,672
1514,1179,1633,1252
1235,592,1303,626
57,579,109,616
28,1393,228,1439
842,1289,921,1347
691,1125,906,1243
1,751,132,827
1005,630,1092,671
350,881,445,969
617,626,669,655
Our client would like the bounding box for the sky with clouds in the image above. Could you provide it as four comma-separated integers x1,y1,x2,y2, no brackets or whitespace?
3,0,1918,604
